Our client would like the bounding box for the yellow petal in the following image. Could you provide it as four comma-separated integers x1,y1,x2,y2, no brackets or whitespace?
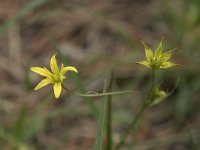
155,40,163,60
160,62,177,69
61,66,78,76
34,78,52,90
61,63,64,70
50,54,59,74
53,82,62,98
136,61,152,68
141,41,153,61
145,49,153,62
160,52,171,62
31,67,53,78
43,68,54,79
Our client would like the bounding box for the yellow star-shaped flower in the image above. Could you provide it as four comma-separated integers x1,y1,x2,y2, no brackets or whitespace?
31,54,78,98
137,40,177,70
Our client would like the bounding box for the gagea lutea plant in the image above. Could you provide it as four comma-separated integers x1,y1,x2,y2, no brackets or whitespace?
30,39,178,150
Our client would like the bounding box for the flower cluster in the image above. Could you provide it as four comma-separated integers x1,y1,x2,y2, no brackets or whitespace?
137,40,177,70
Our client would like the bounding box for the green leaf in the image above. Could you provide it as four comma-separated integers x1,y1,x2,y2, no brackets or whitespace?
105,70,114,150
94,81,107,150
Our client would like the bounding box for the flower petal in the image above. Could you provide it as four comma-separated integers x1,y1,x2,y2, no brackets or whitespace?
136,61,152,68
31,67,53,78
61,63,64,70
34,78,52,90
61,66,78,76
160,52,171,62
155,40,163,60
53,82,62,98
141,41,153,61
50,54,59,74
160,62,177,69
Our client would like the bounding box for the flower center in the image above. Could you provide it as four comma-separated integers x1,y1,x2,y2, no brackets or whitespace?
53,73,61,82
151,58,161,69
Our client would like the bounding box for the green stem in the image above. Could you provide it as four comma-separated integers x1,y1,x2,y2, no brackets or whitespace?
115,69,156,150
150,69,155,93
62,84,140,97
115,104,147,150
105,70,114,150
106,97,112,150
145,68,156,105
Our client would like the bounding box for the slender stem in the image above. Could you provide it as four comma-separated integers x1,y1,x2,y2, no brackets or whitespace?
115,69,156,150
150,69,156,103
115,104,147,150
150,69,155,93
62,84,141,97
106,97,112,150
145,68,156,105
106,70,114,150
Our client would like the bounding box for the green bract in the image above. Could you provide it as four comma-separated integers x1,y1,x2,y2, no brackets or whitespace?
150,87,167,106
137,40,177,70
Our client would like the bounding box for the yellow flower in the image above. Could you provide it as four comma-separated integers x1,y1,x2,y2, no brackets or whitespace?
31,54,78,98
137,40,177,70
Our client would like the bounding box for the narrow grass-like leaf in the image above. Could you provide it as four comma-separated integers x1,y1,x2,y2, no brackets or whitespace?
105,69,114,150
94,80,107,150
